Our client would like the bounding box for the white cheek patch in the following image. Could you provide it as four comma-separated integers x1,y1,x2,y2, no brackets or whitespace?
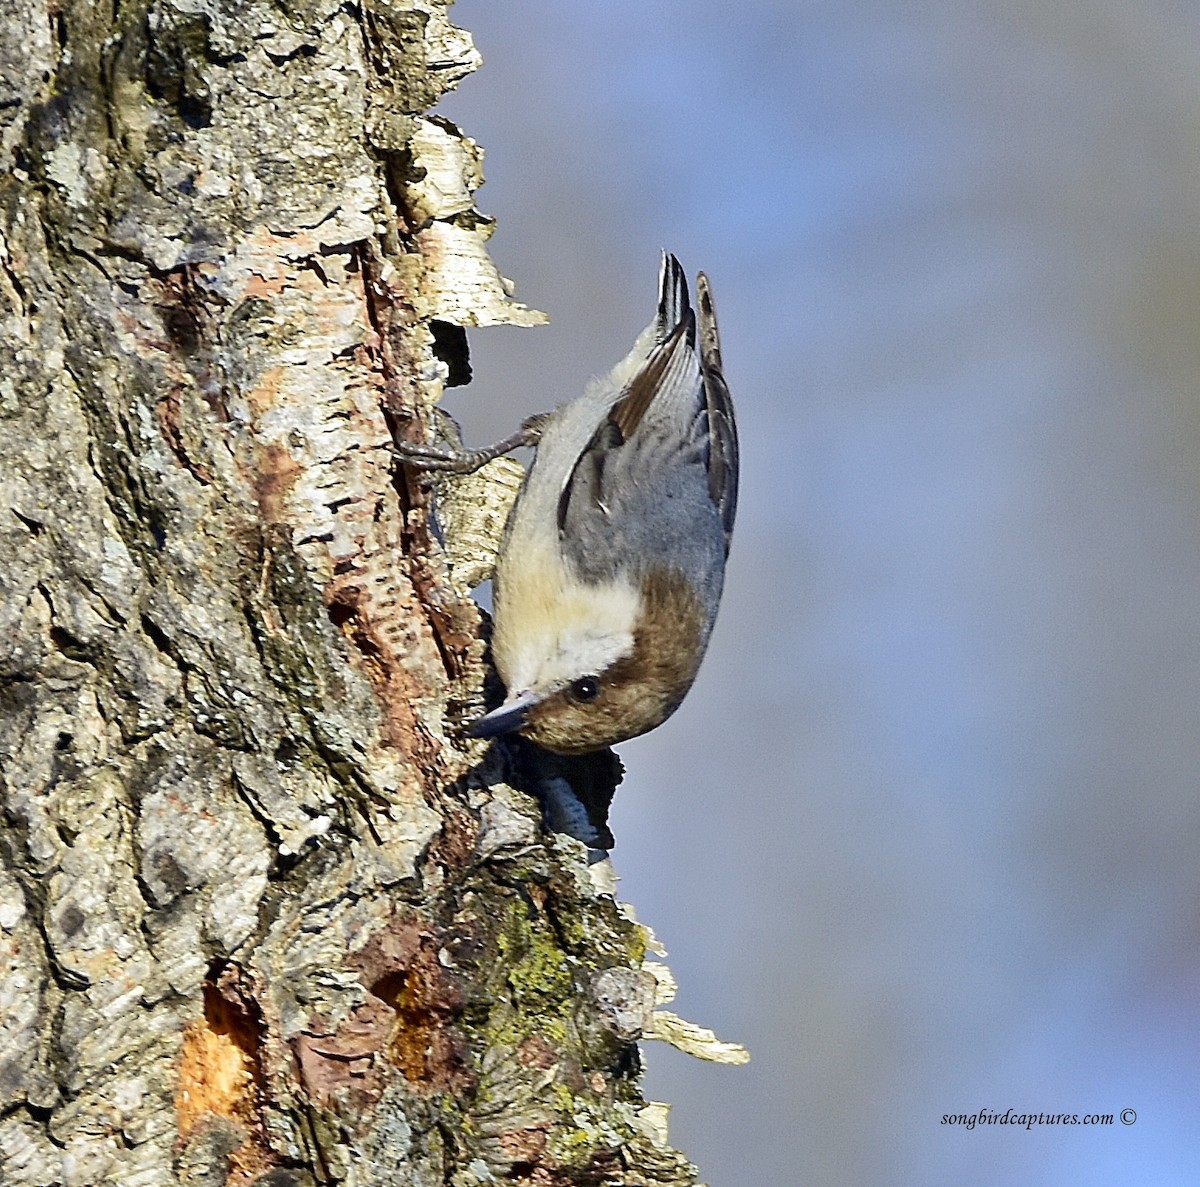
506,614,636,695
492,552,640,695
543,623,635,687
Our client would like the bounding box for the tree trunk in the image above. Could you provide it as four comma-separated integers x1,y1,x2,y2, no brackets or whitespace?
0,2,716,1184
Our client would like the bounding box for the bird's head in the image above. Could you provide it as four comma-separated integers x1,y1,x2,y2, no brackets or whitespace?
471,567,709,754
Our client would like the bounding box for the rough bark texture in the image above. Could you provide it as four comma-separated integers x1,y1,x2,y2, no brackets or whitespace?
0,3,702,1184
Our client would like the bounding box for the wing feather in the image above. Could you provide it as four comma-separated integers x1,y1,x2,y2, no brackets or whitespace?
697,272,739,553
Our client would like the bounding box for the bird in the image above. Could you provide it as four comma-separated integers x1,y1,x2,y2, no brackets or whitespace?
400,252,738,754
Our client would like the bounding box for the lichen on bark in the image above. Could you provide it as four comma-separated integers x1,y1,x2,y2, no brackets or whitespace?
0,2,712,1184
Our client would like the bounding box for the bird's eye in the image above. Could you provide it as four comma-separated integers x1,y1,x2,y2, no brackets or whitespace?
567,676,601,704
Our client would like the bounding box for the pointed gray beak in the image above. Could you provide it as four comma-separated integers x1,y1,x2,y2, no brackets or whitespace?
467,689,540,739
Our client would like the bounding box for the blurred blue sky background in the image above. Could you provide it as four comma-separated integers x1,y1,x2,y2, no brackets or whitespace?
438,3,1200,1183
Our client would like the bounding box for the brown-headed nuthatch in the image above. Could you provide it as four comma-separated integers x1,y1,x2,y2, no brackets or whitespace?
401,252,738,753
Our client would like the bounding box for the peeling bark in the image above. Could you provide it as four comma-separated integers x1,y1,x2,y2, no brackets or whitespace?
0,2,708,1185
